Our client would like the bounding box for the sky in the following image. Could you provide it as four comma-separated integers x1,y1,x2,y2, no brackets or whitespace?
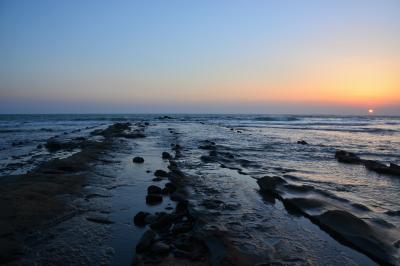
0,0,399,115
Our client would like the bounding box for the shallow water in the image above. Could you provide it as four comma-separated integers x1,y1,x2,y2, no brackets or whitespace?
1,114,399,264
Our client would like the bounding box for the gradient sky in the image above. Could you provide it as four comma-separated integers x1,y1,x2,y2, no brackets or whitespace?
0,0,399,114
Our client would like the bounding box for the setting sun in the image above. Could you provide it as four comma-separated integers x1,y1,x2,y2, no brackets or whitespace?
368,109,374,114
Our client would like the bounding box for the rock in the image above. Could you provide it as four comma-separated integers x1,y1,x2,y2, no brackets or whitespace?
154,170,169,177
394,240,400,249
147,185,162,195
133,157,144,163
171,144,182,150
150,214,175,231
159,115,173,120
144,214,158,224
162,152,172,159
134,211,150,227
257,176,286,192
335,150,362,164
162,182,177,194
175,200,189,214
146,194,163,205
150,241,170,255
364,160,400,176
172,221,193,234
37,144,43,149
45,138,82,152
86,215,114,224
170,189,187,202
297,140,308,145
136,230,156,253
314,210,398,265
172,235,207,260
152,177,163,182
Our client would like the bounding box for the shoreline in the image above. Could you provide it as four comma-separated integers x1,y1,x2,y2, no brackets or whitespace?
0,120,398,265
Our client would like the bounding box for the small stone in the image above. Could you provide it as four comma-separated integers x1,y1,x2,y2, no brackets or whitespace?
133,157,144,163
152,177,163,182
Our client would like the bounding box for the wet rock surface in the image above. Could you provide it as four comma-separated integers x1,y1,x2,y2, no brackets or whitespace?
2,118,399,266
336,149,400,177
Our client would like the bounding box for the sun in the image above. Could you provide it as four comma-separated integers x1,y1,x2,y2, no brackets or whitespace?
368,109,374,114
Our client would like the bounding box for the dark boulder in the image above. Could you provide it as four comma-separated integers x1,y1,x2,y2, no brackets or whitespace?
257,176,286,192
134,211,150,227
297,140,308,145
162,182,177,194
144,214,158,224
150,213,175,231
146,194,163,205
133,157,145,163
162,152,172,159
147,185,162,195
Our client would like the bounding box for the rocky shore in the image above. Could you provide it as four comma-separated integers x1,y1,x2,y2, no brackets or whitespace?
0,122,146,263
1,118,399,265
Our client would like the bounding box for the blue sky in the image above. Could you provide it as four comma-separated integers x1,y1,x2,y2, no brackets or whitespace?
0,0,399,114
